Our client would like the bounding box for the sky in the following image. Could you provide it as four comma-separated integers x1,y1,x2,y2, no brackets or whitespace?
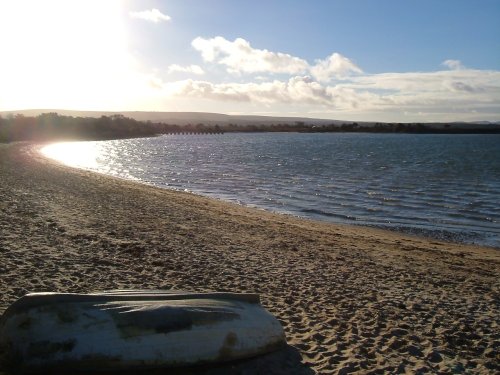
0,0,499,122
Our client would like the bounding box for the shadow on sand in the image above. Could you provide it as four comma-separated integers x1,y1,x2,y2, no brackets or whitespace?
0,346,314,375
167,345,316,375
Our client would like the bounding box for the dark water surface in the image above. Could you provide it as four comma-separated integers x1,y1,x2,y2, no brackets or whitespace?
43,133,500,248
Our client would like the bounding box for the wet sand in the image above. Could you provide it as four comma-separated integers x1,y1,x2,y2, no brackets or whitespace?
0,142,499,374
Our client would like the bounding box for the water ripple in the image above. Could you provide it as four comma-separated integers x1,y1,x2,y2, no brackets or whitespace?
42,133,500,248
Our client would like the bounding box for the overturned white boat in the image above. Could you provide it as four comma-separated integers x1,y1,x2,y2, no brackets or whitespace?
0,290,286,372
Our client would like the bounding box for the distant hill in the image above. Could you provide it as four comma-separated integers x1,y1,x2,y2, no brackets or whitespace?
0,109,342,126
1,109,499,131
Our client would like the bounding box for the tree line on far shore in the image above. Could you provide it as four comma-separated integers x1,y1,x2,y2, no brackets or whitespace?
1,113,499,143
0,113,225,143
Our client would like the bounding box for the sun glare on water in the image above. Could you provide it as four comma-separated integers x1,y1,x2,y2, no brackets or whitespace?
41,142,102,169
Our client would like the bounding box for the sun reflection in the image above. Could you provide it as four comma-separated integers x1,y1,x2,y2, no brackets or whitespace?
41,142,102,169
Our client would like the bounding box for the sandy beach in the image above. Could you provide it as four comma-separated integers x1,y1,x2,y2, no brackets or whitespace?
0,142,499,374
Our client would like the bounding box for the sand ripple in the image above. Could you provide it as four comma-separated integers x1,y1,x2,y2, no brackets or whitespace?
0,143,499,374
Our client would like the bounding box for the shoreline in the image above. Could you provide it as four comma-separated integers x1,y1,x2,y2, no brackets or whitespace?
39,138,499,251
1,142,499,373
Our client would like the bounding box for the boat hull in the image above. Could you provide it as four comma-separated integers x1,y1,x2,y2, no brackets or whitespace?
0,291,286,372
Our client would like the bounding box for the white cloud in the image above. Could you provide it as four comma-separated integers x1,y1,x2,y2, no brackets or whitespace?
162,67,500,118
347,69,498,94
191,36,309,75
339,68,500,114
444,81,478,93
164,76,334,106
311,53,363,82
129,8,171,23
191,36,363,83
442,59,465,70
154,35,500,121
162,76,390,112
168,64,205,75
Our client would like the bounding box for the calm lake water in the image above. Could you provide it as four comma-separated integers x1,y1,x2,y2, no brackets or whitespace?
42,133,500,248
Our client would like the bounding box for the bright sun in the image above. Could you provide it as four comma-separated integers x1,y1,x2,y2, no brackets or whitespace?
0,0,148,111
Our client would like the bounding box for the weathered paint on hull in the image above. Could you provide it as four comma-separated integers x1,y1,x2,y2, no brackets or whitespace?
0,291,286,372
